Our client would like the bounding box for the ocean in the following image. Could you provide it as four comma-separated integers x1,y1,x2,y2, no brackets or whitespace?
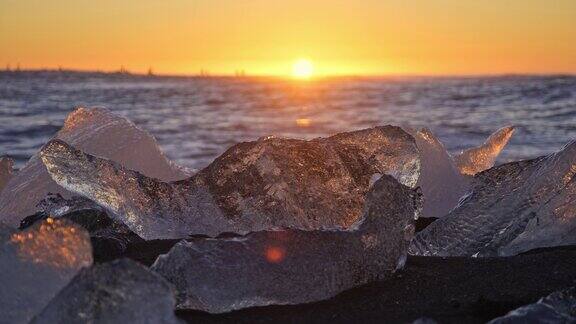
1,71,575,169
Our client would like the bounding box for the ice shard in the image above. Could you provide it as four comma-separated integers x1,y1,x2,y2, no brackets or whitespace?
403,126,515,218
412,128,470,218
0,218,92,324
488,287,576,323
410,140,576,257
31,259,183,324
40,126,420,239
151,175,420,313
0,156,14,194
454,126,515,176
0,107,188,227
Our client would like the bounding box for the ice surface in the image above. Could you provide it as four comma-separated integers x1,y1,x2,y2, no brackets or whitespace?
0,107,188,227
410,140,576,257
488,287,576,323
404,126,515,218
412,128,470,218
40,126,420,239
0,156,14,194
0,218,92,324
454,126,515,176
151,175,420,313
31,259,182,324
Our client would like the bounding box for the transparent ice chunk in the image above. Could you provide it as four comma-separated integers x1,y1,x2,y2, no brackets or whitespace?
404,126,515,218
0,218,92,324
31,259,183,324
410,140,576,257
0,107,188,227
487,287,576,323
412,128,470,218
40,126,420,239
151,175,420,313
454,126,515,176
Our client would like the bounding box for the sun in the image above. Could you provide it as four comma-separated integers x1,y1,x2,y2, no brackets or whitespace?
292,58,314,79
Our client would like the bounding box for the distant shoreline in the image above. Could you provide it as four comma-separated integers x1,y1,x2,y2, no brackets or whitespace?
0,68,574,80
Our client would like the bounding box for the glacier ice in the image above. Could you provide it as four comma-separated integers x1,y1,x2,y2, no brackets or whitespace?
0,105,514,231
411,128,470,218
40,126,420,239
488,287,576,323
0,218,92,324
454,126,515,176
0,156,14,194
0,107,188,227
410,140,576,257
405,126,515,218
151,175,420,313
31,259,183,324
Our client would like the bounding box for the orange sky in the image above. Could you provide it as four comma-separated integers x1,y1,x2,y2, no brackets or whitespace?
1,0,575,76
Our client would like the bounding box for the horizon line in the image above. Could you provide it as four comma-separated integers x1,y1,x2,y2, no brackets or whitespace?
1,67,575,79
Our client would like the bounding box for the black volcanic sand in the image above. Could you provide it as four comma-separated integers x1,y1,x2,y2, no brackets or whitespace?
177,246,576,324
89,217,576,324
91,241,576,323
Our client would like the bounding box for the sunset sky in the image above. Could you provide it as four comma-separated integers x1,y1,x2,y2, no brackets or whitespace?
1,0,575,76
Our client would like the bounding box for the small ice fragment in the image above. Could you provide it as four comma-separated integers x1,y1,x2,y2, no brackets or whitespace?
151,175,420,313
40,126,420,239
35,193,103,218
454,126,515,176
0,218,92,324
20,194,142,260
31,259,183,324
410,140,576,257
0,156,15,194
0,107,188,227
487,287,576,323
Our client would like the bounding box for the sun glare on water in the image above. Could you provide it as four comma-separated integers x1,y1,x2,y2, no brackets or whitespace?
292,59,314,79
